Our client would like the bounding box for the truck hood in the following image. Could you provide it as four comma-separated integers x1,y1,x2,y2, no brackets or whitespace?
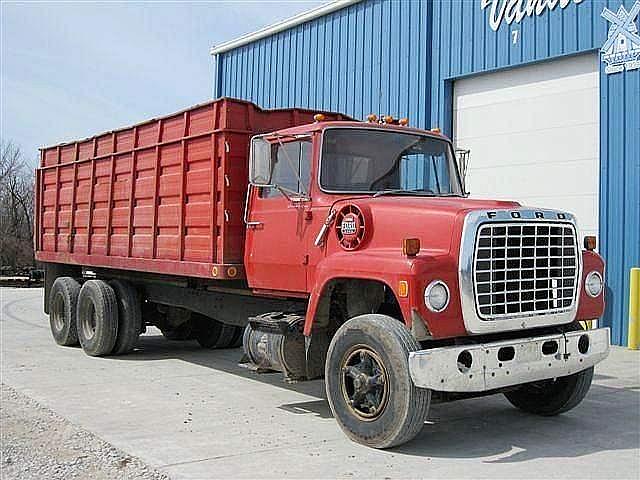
333,196,520,256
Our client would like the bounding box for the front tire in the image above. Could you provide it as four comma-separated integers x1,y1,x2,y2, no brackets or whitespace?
49,277,81,346
76,280,118,357
504,366,594,416
325,314,430,449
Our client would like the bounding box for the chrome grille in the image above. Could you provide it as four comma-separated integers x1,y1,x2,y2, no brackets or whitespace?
473,222,579,319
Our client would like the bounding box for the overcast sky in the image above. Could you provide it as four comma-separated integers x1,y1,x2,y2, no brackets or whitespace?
1,1,326,163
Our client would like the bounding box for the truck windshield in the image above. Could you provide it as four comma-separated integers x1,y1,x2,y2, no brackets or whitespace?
320,128,463,196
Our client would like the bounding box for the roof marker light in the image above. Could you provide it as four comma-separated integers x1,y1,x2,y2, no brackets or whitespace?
313,113,326,122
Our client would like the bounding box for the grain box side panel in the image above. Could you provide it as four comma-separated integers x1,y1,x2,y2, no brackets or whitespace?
41,168,58,251
156,142,182,260
89,157,112,255
43,147,59,167
188,104,215,136
72,161,93,253
183,135,214,263
109,152,133,257
55,163,75,252
130,146,156,258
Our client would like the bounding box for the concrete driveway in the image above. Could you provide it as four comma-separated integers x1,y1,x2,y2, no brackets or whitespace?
2,287,639,479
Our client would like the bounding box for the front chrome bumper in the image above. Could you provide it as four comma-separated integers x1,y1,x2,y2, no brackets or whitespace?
408,327,610,392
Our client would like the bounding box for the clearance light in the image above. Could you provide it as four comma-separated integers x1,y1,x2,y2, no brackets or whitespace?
584,235,597,251
313,113,326,122
431,127,441,134
398,280,409,298
402,238,421,257
384,115,394,124
398,118,409,126
367,113,378,122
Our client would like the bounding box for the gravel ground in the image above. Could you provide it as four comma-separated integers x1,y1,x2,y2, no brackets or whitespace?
0,384,169,480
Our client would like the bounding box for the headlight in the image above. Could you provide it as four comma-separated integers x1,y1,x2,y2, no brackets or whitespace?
585,271,603,297
425,280,450,312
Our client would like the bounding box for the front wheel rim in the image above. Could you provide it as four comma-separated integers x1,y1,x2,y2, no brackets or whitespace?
340,345,389,420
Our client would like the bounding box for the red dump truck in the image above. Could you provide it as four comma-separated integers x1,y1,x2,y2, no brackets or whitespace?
36,97,610,448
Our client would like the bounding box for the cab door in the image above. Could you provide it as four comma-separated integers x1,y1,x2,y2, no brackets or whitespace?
244,139,314,293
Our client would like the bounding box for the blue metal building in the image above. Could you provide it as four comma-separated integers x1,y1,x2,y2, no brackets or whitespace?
212,0,640,345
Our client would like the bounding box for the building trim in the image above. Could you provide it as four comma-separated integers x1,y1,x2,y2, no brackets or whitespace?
209,0,361,55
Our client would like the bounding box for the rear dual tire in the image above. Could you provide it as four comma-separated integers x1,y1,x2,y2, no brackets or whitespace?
49,277,81,346
108,280,141,355
49,277,141,356
76,280,118,357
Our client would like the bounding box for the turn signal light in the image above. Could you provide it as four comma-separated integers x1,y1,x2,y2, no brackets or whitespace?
398,280,409,298
367,113,378,122
398,117,409,126
584,235,597,251
402,238,421,257
313,113,326,122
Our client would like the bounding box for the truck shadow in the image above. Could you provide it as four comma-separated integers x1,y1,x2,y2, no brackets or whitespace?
122,332,327,398
124,332,639,463
397,384,640,463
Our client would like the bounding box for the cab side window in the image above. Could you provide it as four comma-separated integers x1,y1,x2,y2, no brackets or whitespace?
261,140,312,198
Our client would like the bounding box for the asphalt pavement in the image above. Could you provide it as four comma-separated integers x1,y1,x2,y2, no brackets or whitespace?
1,287,639,479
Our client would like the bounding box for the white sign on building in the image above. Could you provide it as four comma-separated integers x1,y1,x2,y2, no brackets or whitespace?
601,1,640,74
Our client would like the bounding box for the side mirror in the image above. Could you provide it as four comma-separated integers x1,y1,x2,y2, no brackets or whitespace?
249,137,273,185
455,148,471,195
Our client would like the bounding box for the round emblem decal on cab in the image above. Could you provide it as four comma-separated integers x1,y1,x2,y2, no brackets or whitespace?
335,204,367,250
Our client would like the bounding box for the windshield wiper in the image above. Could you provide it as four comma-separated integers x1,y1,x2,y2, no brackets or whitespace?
373,189,437,198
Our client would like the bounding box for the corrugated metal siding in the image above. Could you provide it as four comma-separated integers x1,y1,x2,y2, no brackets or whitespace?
215,0,432,128
215,0,639,345
599,61,640,346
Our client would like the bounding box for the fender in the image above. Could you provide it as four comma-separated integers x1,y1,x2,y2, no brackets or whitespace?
304,250,416,336
304,249,467,338
577,250,606,320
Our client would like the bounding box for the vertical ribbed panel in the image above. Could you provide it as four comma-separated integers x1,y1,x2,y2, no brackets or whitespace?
216,0,639,344
599,59,640,346
216,0,432,129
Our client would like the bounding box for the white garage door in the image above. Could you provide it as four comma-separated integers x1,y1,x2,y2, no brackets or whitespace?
453,54,599,241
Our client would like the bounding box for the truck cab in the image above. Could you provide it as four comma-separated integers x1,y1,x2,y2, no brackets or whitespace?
244,117,606,337
243,116,609,447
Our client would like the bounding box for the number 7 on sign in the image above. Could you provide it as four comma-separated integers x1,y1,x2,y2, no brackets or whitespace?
512,29,519,44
